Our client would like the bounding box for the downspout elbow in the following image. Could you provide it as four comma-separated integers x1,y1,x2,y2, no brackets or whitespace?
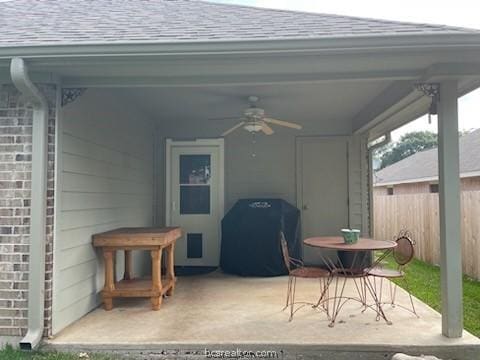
10,58,47,109
10,57,49,351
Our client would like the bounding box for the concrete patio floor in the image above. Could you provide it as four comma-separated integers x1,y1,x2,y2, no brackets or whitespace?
47,271,480,359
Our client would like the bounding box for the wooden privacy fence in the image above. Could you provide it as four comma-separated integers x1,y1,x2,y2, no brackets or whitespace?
373,191,480,280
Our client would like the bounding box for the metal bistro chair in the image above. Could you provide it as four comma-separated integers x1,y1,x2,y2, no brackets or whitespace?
364,230,418,318
280,232,330,321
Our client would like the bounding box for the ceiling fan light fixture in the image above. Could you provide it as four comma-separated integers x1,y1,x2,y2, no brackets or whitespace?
220,95,302,136
244,123,263,133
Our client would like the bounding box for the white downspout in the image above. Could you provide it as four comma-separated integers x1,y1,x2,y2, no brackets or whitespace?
10,57,48,350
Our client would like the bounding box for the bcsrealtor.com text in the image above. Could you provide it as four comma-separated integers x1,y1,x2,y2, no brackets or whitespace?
204,348,279,359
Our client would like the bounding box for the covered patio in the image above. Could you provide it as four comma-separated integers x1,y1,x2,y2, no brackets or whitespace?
2,0,480,357
43,54,480,342
10,55,480,356
47,272,480,359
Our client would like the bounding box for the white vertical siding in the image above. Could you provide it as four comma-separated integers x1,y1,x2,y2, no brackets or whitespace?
348,135,370,235
155,117,353,222
360,136,371,236
53,90,154,334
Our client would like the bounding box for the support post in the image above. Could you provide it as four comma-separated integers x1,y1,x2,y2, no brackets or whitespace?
151,249,163,310
437,80,463,338
103,250,115,311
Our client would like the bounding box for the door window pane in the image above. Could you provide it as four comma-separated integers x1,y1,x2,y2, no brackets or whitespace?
180,155,211,184
179,154,211,214
180,186,210,214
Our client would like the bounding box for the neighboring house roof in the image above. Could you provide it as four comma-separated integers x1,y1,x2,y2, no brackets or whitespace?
0,0,478,47
374,129,480,186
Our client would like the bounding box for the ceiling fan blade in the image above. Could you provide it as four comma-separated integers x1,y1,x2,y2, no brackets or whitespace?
264,118,302,130
261,122,274,135
222,121,245,136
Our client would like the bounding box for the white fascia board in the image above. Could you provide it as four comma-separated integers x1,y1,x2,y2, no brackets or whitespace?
1,33,480,59
374,171,480,187
60,70,418,88
374,177,438,186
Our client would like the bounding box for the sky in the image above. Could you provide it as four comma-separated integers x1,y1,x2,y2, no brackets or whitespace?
212,0,480,141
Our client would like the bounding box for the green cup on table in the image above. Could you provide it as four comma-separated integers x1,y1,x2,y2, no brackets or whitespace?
341,228,360,244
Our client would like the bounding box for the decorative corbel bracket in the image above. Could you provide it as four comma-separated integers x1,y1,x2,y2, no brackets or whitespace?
415,83,440,101
61,88,86,107
415,83,440,123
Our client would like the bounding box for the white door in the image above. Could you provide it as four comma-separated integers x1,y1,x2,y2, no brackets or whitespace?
167,140,224,266
297,137,350,265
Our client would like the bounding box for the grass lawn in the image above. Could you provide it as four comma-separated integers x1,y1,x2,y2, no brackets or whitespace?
382,254,480,338
0,345,111,360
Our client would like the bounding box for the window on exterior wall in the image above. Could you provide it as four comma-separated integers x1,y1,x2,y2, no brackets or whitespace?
387,187,394,195
429,183,439,193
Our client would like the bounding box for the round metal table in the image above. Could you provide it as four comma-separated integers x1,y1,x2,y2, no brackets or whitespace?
304,236,397,326
304,236,396,251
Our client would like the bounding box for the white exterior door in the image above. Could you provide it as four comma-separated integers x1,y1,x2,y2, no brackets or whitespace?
167,139,224,267
297,137,350,265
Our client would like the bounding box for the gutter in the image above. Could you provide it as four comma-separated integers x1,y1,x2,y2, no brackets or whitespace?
1,32,480,59
10,57,48,350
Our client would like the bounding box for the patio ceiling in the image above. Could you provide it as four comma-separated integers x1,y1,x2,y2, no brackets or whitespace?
117,81,392,131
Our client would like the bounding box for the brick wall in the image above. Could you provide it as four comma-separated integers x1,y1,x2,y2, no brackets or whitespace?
0,84,56,338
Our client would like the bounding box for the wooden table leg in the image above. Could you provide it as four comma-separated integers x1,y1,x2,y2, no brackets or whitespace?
165,243,176,296
151,249,162,310
124,250,133,280
103,249,115,311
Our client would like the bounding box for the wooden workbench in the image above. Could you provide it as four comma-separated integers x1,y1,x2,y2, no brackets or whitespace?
92,227,182,311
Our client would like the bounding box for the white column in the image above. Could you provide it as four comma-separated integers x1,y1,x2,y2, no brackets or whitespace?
437,80,463,338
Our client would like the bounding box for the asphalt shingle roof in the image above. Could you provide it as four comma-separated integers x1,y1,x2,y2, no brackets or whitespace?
374,129,480,185
0,0,478,47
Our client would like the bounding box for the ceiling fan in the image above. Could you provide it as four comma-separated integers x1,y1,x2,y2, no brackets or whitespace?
219,96,302,136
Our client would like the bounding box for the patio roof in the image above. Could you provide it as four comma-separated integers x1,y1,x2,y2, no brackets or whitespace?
0,0,478,48
1,2,479,140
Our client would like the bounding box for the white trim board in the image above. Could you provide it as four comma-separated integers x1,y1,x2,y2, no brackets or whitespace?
374,171,480,187
51,80,64,335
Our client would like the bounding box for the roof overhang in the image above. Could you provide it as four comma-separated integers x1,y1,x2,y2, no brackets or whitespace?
374,170,480,187
1,33,480,137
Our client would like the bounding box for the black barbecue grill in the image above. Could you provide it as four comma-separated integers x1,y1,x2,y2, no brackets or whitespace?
220,198,301,276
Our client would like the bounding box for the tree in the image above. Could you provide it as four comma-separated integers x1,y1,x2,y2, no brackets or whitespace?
376,131,438,169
